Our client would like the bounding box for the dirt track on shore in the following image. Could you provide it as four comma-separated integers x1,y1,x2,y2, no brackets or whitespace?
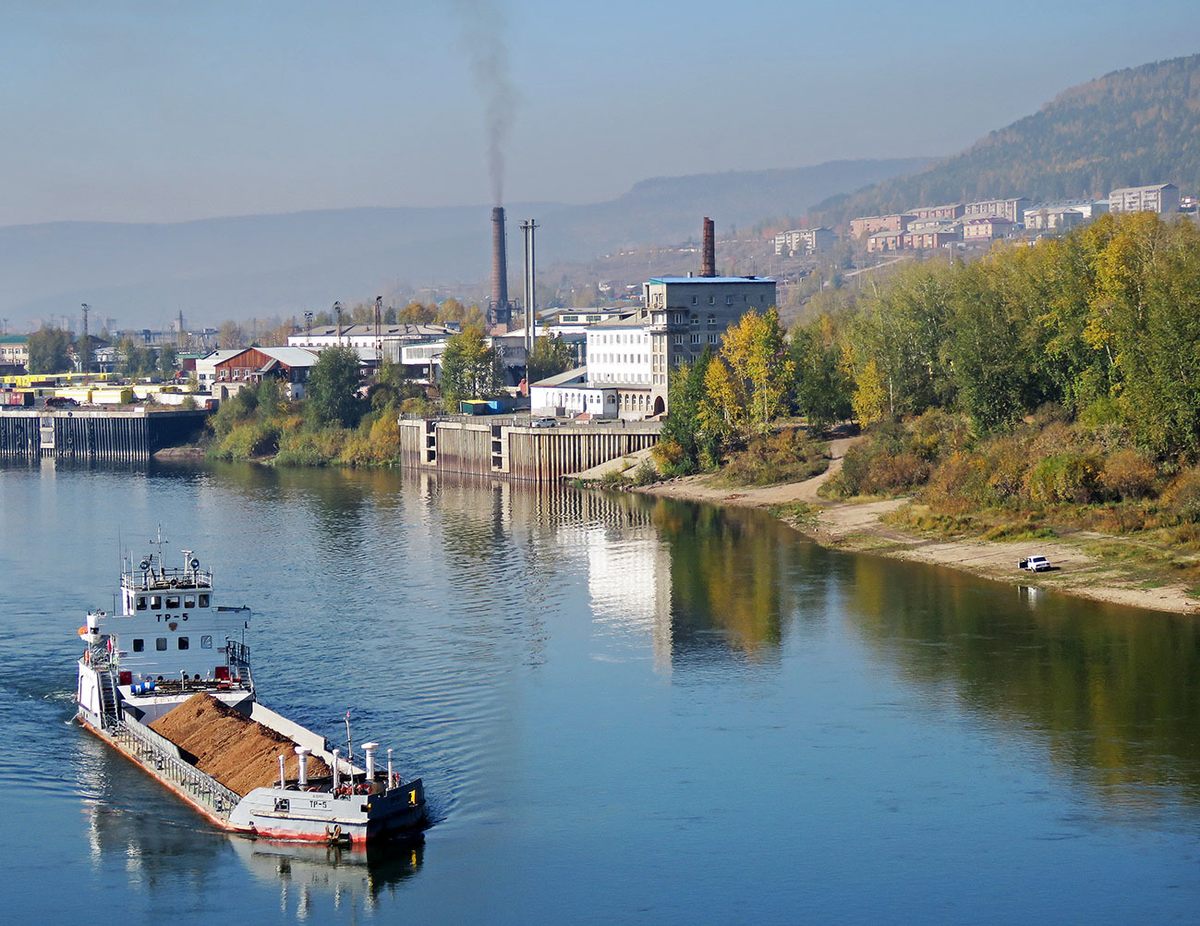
636,438,1199,616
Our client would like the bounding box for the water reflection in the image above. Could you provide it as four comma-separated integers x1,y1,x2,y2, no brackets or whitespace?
650,498,804,666
843,554,1200,802
231,839,423,916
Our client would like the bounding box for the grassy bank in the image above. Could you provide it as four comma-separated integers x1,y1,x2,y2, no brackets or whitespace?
822,408,1200,596
204,379,421,467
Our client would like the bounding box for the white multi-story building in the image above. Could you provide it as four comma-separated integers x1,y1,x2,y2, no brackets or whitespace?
773,227,835,256
1024,207,1085,231
0,335,29,370
963,197,1031,225
1108,183,1179,216
962,217,1019,244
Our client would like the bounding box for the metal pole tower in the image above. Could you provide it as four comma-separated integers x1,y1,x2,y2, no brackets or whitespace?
81,303,90,386
333,302,343,346
521,219,538,379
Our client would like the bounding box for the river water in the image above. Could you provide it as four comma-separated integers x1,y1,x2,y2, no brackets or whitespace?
4,461,1200,923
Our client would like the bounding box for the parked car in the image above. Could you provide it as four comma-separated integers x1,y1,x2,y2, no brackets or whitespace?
530,416,557,429
1018,556,1051,572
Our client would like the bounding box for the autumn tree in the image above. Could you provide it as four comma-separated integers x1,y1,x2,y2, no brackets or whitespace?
434,298,485,328
368,358,422,412
26,327,73,373
526,334,575,383
217,321,247,350
700,308,795,442
439,325,505,405
398,301,437,325
306,344,364,427
158,345,178,377
655,349,719,475
789,316,853,433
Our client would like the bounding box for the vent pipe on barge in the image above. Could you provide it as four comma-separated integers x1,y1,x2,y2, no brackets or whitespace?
295,745,310,787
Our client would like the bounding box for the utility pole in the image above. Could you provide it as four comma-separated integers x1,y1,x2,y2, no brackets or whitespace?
374,295,383,368
333,302,343,346
81,303,90,386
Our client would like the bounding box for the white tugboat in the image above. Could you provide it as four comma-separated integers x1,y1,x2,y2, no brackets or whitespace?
75,532,427,845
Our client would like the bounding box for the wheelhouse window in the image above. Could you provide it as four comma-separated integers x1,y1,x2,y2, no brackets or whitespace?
136,597,147,611
198,594,210,608
184,596,195,608
178,637,189,650
150,595,162,609
133,639,145,652
155,638,168,651
201,635,213,649
166,596,180,609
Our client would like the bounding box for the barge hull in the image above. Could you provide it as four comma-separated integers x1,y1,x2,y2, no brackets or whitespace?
79,710,426,845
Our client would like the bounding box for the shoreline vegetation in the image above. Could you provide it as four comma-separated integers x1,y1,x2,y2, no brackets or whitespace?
629,213,1200,617
189,213,1200,616
632,431,1200,617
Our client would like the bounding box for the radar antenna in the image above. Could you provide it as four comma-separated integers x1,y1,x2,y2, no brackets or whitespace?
150,524,169,574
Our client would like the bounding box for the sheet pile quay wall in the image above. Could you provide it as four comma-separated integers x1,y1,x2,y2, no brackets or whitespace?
0,408,208,461
399,418,659,483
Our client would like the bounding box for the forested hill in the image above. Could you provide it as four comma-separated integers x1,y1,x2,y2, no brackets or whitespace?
811,54,1200,227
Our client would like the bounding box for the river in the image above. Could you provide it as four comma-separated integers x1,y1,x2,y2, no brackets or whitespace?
3,461,1200,923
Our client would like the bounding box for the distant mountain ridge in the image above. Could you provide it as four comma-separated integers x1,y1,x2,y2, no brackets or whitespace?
812,54,1200,227
0,158,928,328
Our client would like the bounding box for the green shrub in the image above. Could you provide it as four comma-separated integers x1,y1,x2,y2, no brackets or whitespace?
1163,467,1200,524
653,437,693,477
1100,449,1158,500
906,409,971,462
400,395,438,417
719,428,829,486
1026,453,1103,504
274,427,346,467
631,459,659,486
598,468,630,488
828,424,931,498
827,440,875,497
212,420,281,461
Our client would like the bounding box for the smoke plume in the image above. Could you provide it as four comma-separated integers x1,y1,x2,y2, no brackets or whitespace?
450,0,518,205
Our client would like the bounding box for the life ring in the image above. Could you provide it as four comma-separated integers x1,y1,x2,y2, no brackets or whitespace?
84,650,90,665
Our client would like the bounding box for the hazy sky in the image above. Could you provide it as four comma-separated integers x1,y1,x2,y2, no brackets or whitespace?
2,1,1198,226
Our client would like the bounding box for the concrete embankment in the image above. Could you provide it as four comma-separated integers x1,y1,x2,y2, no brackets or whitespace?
0,407,208,461
398,416,659,483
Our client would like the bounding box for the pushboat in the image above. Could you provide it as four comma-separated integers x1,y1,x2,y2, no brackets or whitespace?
75,534,426,845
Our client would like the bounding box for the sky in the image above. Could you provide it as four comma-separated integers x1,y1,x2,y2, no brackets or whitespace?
2,0,1199,227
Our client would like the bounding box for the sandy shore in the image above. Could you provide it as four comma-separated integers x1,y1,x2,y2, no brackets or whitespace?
635,437,1199,616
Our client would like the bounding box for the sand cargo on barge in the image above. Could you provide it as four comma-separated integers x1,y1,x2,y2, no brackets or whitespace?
74,538,426,845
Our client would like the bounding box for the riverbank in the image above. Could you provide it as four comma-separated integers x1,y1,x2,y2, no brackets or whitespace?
635,437,1200,616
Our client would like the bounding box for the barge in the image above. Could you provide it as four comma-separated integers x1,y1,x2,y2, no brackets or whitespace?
75,537,426,845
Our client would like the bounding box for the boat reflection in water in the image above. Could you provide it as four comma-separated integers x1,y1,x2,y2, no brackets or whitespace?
81,783,421,918
231,837,423,916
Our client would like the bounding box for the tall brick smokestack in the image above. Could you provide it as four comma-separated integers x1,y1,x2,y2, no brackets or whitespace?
491,206,510,326
701,217,716,277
